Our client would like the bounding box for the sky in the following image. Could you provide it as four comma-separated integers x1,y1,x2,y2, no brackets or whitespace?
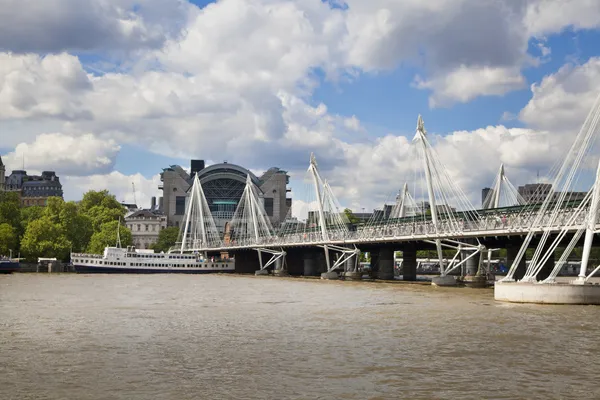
1,0,600,214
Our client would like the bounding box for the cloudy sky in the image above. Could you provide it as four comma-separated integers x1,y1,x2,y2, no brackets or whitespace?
1,0,600,212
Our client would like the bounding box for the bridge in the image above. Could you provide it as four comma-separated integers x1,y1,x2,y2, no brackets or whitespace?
175,93,600,301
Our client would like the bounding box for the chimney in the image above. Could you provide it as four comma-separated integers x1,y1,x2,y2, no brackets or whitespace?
190,160,205,177
151,196,157,210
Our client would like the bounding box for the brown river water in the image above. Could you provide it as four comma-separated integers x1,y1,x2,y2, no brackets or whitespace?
1,273,600,400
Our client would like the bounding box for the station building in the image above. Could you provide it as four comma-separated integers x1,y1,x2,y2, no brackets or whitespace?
159,160,291,234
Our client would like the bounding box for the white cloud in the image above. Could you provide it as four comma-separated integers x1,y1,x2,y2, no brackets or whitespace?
520,57,600,131
414,65,526,108
0,0,192,54
3,133,120,176
0,53,92,121
524,0,600,37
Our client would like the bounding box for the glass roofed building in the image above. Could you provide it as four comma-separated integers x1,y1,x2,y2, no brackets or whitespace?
159,160,291,235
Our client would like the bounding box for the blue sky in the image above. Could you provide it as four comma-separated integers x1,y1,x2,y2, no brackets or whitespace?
1,0,600,210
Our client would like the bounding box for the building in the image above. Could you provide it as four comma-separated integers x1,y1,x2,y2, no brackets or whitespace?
517,183,587,204
517,183,553,204
125,209,167,250
2,168,63,207
159,160,292,234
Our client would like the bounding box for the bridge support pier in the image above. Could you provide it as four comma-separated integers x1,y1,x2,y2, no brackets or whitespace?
343,251,361,280
401,244,417,281
462,240,487,288
303,251,318,276
369,251,379,279
378,248,395,280
463,240,480,277
273,258,289,277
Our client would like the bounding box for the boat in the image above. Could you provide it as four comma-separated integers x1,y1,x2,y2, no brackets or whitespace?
0,257,20,274
71,246,235,274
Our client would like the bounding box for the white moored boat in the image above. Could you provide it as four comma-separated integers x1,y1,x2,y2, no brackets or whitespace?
71,246,234,274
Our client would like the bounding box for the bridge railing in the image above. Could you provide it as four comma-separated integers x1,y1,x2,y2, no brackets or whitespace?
188,204,594,251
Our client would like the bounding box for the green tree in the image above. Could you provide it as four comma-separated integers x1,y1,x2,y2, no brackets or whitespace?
79,190,123,214
21,216,71,261
87,220,132,254
85,205,125,231
152,227,180,253
0,191,21,228
20,205,44,231
343,208,361,224
0,223,18,256
40,198,94,252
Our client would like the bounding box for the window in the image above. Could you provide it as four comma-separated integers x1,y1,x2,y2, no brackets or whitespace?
175,196,186,215
264,198,274,216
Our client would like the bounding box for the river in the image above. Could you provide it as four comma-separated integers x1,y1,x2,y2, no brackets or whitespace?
1,274,599,399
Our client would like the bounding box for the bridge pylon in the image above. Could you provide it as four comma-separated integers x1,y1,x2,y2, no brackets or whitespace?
482,164,525,209
177,174,222,253
229,174,287,276
496,90,600,304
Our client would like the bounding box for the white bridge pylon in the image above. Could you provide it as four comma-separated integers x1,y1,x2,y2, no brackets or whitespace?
306,153,359,275
389,183,419,218
229,174,286,273
178,174,223,252
482,164,526,209
501,91,600,284
412,116,483,279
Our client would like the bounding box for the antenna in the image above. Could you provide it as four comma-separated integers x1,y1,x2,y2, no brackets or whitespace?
132,182,138,209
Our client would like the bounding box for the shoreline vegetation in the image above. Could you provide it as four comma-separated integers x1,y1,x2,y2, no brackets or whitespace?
0,190,178,263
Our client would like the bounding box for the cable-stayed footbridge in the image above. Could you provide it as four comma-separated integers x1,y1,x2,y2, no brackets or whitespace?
175,94,600,300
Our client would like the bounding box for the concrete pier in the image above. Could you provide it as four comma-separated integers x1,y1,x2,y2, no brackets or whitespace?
369,251,379,279
343,253,361,280
401,244,417,281
377,248,395,280
495,281,600,304
303,251,318,276
273,258,289,277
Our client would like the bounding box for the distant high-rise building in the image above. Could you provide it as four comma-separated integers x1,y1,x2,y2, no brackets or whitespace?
517,183,587,204
481,187,492,208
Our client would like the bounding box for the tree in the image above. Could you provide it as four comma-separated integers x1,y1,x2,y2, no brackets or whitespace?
87,220,132,254
79,190,124,214
85,205,126,231
39,198,94,252
20,206,44,231
78,190,126,231
343,208,361,224
152,227,180,253
0,223,17,256
21,216,71,261
0,191,21,229
59,201,94,252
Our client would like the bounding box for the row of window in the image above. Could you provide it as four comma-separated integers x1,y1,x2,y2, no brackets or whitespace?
124,254,195,259
72,259,230,268
126,224,165,232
